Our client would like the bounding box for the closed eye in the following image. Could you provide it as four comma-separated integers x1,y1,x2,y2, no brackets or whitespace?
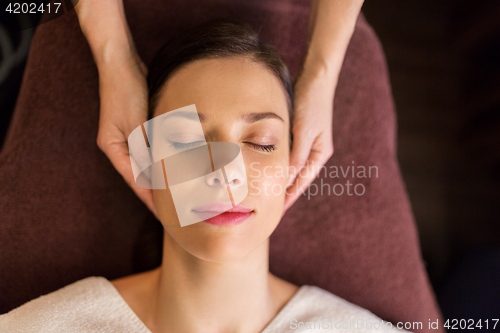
170,141,275,152
170,141,205,150
245,142,276,152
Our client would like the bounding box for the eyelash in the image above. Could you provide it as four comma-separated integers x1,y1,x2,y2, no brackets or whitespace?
170,141,275,152
170,141,205,150
245,143,276,152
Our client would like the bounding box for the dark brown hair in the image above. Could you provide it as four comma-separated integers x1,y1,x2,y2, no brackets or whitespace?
147,19,293,120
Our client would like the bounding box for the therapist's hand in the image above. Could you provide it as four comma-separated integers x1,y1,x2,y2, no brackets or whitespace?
284,65,336,213
74,0,156,216
95,59,156,216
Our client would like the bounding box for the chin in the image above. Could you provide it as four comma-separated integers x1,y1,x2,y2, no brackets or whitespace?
186,235,258,263
160,197,284,262
167,221,269,263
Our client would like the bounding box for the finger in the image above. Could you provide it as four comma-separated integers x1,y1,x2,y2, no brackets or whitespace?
288,127,315,186
101,139,158,218
283,147,331,213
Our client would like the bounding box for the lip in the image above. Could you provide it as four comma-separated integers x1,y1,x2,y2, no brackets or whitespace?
192,203,254,226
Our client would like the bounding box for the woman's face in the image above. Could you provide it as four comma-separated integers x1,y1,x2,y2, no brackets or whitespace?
152,56,290,262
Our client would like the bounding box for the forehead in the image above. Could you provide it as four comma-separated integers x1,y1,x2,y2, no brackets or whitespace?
153,57,289,123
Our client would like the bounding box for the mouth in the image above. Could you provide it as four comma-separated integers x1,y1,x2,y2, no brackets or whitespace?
192,203,254,226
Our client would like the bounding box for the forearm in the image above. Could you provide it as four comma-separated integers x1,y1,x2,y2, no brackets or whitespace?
75,0,143,73
74,0,148,124
303,0,364,80
73,0,148,142
83,23,142,79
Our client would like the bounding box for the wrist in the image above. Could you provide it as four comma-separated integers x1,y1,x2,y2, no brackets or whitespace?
299,50,341,85
90,37,133,64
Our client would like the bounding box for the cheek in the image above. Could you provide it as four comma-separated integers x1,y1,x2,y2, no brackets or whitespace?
245,152,289,206
153,188,180,227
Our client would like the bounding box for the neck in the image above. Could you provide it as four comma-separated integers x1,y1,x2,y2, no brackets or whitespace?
147,229,279,333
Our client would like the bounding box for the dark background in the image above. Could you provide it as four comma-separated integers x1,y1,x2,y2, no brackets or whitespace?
1,0,499,327
362,0,500,322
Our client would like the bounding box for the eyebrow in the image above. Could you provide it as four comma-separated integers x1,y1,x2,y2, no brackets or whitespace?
160,110,284,123
241,112,285,123
161,111,206,122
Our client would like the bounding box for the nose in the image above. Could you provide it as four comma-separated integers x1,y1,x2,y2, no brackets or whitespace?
204,142,246,190
205,165,245,190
